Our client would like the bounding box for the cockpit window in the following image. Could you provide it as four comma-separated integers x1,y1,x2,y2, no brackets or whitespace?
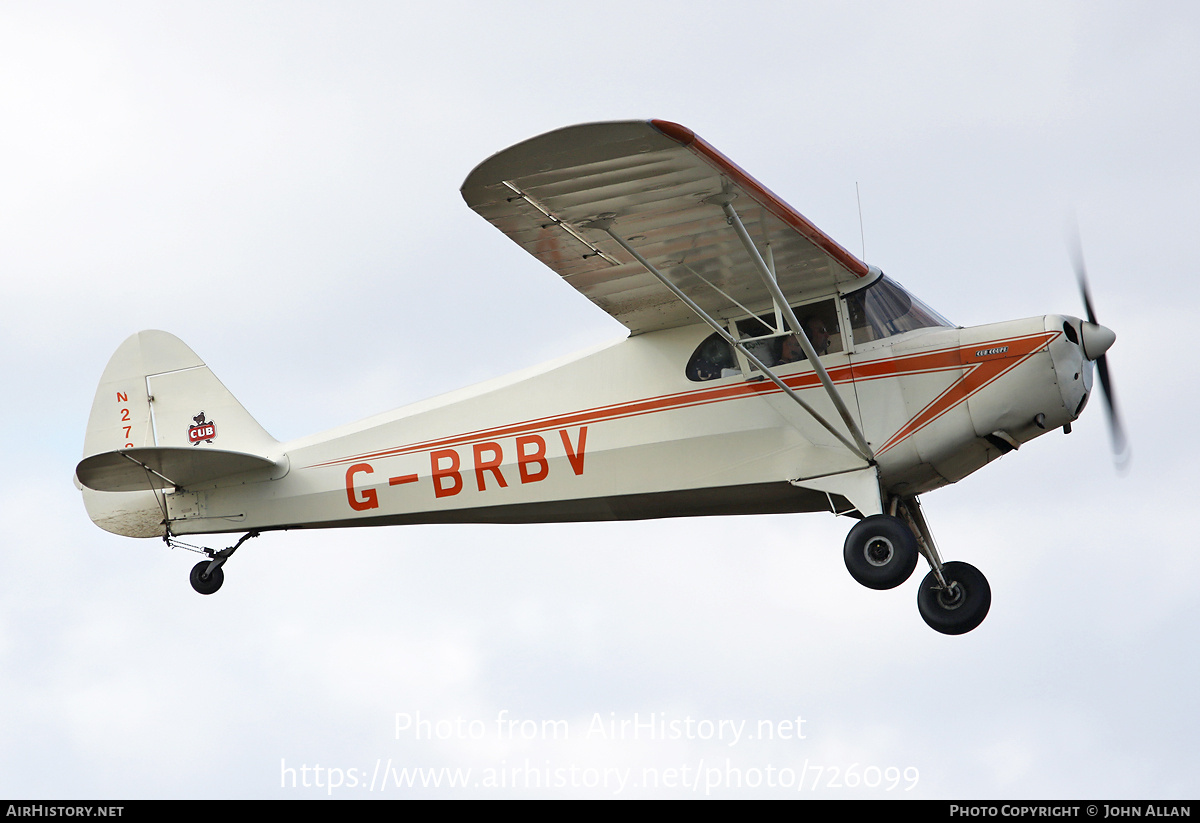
738,299,843,369
686,280,950,381
844,276,953,344
774,301,843,363
685,298,844,382
685,333,739,381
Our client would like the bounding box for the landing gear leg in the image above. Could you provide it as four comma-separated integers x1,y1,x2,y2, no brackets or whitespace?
182,531,260,595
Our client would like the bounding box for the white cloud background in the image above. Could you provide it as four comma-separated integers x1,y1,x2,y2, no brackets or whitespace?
2,0,1197,798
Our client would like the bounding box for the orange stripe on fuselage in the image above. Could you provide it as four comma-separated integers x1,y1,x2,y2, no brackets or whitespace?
875,331,1056,454
304,331,1057,470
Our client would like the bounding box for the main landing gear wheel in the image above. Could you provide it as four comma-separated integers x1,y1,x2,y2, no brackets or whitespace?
917,561,990,635
843,514,919,590
189,560,224,595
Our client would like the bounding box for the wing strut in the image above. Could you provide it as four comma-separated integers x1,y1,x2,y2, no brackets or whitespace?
718,197,876,462
592,220,874,465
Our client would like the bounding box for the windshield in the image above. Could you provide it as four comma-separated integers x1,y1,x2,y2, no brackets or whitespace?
844,276,954,344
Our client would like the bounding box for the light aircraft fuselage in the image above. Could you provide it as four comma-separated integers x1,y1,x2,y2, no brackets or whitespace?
75,119,1118,634
79,308,1091,538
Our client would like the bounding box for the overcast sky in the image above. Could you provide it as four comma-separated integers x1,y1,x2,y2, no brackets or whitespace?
2,1,1197,799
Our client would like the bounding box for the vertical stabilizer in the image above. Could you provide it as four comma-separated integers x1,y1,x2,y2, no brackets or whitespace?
82,330,276,458
77,330,278,537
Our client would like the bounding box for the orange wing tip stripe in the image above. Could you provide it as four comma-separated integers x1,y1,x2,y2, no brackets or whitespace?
651,119,869,279
650,119,694,146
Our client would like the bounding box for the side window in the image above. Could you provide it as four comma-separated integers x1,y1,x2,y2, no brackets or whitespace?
736,313,785,370
685,333,738,382
777,300,843,364
684,298,844,382
845,290,879,344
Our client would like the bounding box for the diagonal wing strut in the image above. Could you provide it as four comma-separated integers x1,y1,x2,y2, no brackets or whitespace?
592,217,875,466
716,195,876,462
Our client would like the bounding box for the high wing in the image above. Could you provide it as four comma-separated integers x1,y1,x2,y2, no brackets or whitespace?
461,119,875,335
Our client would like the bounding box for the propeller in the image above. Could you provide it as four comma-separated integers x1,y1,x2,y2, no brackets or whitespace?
1068,229,1130,470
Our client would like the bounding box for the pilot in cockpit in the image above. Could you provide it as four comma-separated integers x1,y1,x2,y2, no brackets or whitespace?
779,315,831,364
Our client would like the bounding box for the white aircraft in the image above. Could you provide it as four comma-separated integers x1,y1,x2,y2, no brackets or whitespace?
74,120,1124,634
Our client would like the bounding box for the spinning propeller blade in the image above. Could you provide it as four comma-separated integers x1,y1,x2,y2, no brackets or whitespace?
1069,231,1130,470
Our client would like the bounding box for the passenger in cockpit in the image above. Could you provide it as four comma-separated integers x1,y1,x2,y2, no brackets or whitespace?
779,315,831,363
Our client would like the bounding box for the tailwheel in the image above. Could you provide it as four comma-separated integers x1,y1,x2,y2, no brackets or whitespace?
173,530,259,596
843,514,919,590
916,561,991,635
189,560,224,595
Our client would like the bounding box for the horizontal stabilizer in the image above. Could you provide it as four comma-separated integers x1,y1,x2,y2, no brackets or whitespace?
77,447,282,492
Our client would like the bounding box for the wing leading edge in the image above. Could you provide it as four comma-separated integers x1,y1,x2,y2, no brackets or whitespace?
461,120,872,334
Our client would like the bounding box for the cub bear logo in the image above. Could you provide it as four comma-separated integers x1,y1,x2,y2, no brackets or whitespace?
187,411,216,445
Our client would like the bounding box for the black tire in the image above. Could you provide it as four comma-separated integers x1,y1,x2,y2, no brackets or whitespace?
916,561,990,635
189,560,224,595
843,514,919,590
